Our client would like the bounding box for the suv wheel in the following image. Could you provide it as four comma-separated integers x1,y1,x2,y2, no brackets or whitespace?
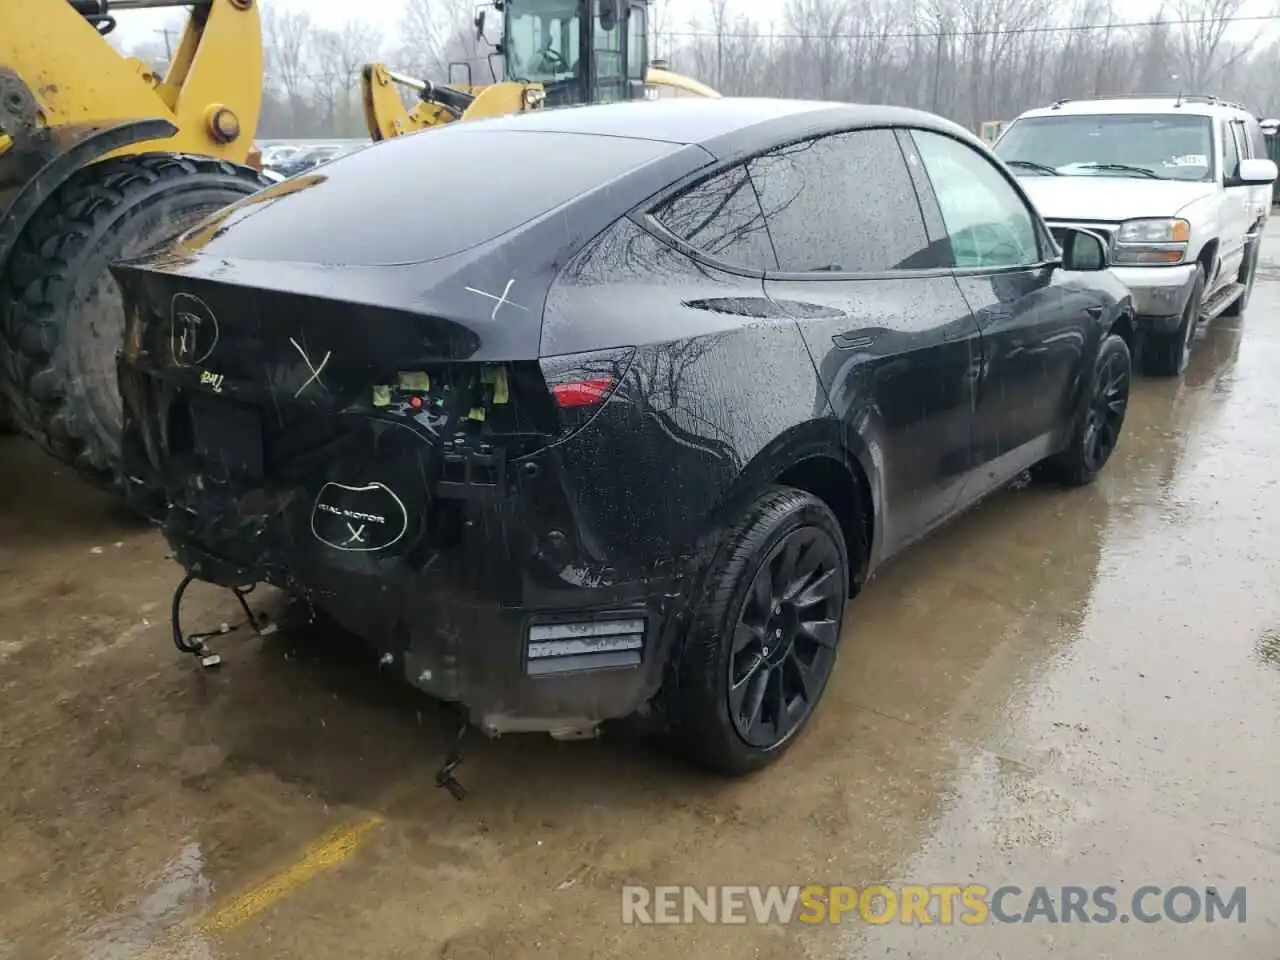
668,486,849,776
1142,264,1204,377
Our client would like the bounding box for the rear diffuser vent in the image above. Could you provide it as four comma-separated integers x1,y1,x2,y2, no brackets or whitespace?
525,618,646,676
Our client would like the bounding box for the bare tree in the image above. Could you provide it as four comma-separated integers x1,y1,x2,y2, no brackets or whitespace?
154,0,1280,139
263,7,315,127
313,19,385,136
1174,0,1250,89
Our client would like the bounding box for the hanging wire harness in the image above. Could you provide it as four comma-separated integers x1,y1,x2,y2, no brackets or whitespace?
170,574,275,668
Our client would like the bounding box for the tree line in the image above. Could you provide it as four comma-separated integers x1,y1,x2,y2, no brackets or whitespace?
119,0,1280,139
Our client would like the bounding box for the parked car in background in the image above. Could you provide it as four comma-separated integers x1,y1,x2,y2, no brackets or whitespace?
112,98,1134,775
267,143,360,178
259,144,302,167
995,95,1277,375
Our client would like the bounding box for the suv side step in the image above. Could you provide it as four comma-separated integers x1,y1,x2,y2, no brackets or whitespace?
1202,281,1247,323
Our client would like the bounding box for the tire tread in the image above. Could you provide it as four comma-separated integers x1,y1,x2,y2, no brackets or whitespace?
0,154,266,490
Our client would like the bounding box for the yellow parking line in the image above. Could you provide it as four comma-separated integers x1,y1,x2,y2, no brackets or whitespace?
196,814,385,935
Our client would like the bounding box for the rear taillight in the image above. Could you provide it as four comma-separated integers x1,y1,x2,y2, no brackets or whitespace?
551,377,616,408
538,347,635,435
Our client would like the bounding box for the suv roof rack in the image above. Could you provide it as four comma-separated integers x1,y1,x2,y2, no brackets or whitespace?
1048,93,1250,112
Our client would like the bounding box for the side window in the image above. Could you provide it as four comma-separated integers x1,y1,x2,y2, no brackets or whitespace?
747,128,939,273
1247,119,1268,161
1235,121,1253,159
910,129,1041,269
626,5,646,81
593,0,624,102
652,164,778,271
1222,120,1241,179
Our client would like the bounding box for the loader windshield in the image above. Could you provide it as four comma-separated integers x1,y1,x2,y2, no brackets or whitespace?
505,0,583,84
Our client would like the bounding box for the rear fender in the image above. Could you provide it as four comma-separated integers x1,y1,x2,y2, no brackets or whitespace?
0,117,177,270
716,418,884,569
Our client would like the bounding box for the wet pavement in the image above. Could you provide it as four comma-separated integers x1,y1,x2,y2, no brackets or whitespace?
3,227,1280,960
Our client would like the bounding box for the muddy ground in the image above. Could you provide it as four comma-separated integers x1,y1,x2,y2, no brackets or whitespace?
2,228,1279,960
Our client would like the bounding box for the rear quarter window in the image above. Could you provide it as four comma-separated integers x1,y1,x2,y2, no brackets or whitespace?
178,129,681,266
651,164,778,271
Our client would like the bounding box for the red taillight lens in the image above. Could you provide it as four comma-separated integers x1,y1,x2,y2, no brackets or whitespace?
538,347,635,438
551,377,616,408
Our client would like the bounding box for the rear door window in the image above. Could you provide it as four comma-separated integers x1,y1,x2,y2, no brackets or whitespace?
652,164,778,271
179,129,681,266
746,128,938,273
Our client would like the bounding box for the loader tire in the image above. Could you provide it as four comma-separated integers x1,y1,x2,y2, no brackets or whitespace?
0,154,267,491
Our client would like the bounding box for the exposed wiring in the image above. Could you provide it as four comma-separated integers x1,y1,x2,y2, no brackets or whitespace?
171,574,268,667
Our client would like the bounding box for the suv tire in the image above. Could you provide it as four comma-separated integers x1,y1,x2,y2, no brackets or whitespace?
1142,264,1204,377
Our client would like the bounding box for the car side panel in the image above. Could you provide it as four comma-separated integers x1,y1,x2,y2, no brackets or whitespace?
952,267,1094,480
541,217,834,574
899,124,1095,495
764,275,980,559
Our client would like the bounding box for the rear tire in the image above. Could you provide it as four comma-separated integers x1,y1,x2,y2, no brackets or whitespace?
0,154,267,492
1035,333,1131,486
667,486,849,776
1140,265,1203,377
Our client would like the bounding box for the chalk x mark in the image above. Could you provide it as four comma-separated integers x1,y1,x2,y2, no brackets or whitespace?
343,523,367,546
289,337,331,398
464,279,528,321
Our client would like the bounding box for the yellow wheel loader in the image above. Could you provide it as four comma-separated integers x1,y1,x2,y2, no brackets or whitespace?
361,0,719,142
0,0,266,489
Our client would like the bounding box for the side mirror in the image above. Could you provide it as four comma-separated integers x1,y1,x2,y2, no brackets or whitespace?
600,0,623,30
1059,227,1109,272
1229,157,1278,186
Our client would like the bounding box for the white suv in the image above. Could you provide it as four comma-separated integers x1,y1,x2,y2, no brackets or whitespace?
993,95,1277,375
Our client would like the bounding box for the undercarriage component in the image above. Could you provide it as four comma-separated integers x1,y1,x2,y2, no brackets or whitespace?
170,573,270,668
434,718,470,801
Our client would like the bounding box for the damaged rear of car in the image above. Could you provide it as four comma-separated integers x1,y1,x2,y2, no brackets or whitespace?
114,118,759,761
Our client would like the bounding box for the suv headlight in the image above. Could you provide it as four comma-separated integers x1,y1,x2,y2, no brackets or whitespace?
1113,218,1190,264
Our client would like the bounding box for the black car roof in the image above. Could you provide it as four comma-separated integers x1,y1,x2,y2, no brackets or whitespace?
447,96,978,158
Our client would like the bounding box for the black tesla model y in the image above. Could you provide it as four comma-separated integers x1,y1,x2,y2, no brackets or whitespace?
112,97,1134,775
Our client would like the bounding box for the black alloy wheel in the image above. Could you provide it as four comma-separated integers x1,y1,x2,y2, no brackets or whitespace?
667,486,850,776
1033,332,1132,487
1080,339,1130,475
728,527,843,748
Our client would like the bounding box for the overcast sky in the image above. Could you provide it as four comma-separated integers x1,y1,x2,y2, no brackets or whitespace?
112,0,1277,52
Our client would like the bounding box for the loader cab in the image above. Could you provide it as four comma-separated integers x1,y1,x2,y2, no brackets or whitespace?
499,0,651,107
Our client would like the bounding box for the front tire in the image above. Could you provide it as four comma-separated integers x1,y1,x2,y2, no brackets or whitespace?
668,486,849,776
1035,332,1131,486
0,154,268,492
1141,265,1203,377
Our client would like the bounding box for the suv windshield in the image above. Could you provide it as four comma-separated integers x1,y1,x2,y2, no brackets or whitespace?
995,113,1215,182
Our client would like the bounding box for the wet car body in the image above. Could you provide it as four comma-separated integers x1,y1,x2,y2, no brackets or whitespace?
112,98,1135,772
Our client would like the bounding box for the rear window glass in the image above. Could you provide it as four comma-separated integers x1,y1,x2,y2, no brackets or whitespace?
180,130,679,266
